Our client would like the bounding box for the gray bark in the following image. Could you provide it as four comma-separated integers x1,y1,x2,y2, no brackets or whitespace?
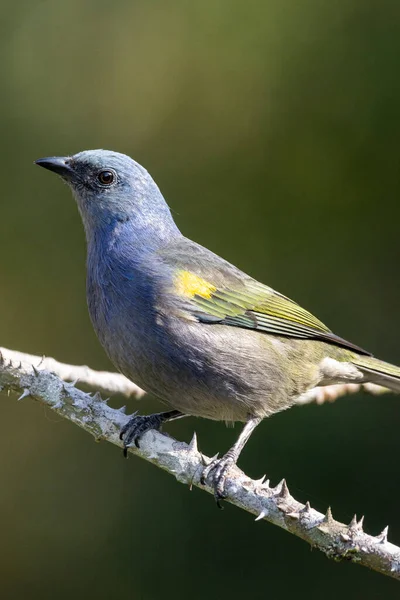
0,347,398,581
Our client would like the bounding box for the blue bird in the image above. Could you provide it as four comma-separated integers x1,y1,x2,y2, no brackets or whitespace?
36,150,400,504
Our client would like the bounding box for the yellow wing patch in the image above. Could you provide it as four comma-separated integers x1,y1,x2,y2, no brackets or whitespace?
175,270,216,299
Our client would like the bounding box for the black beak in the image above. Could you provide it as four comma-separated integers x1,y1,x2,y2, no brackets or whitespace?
35,156,73,177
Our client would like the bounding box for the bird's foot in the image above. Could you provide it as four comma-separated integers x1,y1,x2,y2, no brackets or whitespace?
200,452,237,508
119,412,165,456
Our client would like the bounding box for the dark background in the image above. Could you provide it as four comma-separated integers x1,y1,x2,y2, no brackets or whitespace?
1,1,400,598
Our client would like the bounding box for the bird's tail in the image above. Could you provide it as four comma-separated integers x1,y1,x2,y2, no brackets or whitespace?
351,355,400,393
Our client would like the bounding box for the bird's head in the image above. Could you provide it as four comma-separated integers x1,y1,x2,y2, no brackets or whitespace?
35,149,179,243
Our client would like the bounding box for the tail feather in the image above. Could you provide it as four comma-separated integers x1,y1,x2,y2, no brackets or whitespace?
352,356,400,393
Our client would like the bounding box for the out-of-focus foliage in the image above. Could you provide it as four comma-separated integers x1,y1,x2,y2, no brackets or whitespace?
1,1,400,598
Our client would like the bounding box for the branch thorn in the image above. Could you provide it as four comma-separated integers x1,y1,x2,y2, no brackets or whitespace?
255,509,268,522
377,526,389,544
188,431,198,453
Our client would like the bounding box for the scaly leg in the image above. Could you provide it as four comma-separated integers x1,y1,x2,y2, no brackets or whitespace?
201,416,262,507
120,409,186,456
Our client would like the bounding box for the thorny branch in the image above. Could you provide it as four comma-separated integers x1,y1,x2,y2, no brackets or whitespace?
0,347,146,399
0,346,399,580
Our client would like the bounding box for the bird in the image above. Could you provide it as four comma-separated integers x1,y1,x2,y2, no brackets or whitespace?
35,149,400,504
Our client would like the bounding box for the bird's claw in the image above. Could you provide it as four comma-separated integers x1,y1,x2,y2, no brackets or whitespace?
200,454,236,508
119,412,164,456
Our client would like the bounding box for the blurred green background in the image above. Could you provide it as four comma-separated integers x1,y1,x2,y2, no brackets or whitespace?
1,0,400,598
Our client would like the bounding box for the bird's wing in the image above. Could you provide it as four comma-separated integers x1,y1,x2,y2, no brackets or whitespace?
159,238,371,356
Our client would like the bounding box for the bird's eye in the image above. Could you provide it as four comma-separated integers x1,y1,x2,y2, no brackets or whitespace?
98,170,115,185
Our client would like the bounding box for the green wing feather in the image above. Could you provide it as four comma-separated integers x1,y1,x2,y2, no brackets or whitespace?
159,239,371,356
191,282,369,354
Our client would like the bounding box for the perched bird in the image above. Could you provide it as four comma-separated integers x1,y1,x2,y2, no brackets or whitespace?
36,150,400,503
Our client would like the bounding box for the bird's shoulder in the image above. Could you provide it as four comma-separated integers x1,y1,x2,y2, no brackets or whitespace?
156,237,326,330
156,236,248,288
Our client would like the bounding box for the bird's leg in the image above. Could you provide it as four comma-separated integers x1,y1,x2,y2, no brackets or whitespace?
201,416,262,507
120,409,186,456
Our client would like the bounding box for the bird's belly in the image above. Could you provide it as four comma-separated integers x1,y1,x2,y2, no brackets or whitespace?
97,309,322,422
